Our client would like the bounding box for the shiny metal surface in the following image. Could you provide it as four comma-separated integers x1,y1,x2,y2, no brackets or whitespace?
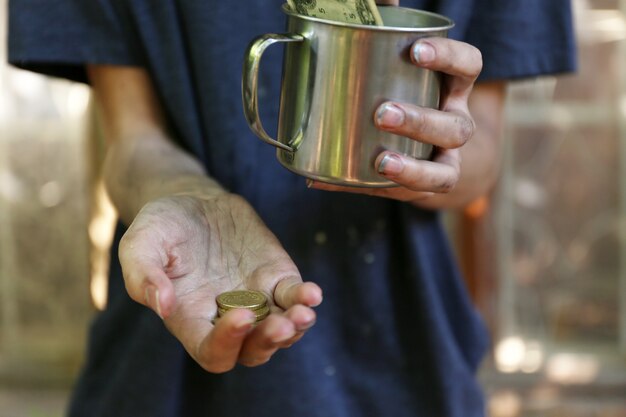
242,5,453,187
243,33,304,152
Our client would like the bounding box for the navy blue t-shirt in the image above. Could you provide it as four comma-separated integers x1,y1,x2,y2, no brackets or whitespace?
9,1,575,416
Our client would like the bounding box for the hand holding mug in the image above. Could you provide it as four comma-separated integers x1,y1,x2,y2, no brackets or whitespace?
243,6,455,187
310,37,482,205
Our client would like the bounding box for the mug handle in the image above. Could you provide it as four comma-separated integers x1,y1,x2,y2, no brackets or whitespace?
242,33,304,153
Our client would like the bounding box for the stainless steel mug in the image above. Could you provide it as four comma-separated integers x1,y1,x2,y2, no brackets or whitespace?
242,5,454,187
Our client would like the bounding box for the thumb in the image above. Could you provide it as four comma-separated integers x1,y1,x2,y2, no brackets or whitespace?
119,239,176,319
273,277,323,310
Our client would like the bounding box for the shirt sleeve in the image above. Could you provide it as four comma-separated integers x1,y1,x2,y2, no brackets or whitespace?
8,0,143,83
9,0,577,84
461,0,577,81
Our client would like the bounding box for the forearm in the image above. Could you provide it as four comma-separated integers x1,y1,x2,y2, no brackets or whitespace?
88,65,225,225
414,81,506,210
102,131,224,225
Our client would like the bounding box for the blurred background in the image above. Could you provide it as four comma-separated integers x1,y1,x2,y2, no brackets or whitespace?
1,0,626,416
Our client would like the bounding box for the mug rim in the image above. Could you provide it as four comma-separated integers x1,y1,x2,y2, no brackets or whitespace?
281,4,455,32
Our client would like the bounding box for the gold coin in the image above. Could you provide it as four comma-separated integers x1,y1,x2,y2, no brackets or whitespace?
254,308,270,322
218,308,269,319
216,290,270,323
216,307,266,317
252,305,270,317
217,290,267,310
218,304,269,314
218,305,267,314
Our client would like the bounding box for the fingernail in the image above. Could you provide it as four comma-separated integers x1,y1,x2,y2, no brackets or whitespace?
306,179,314,188
377,154,404,176
144,286,163,319
376,103,405,128
413,42,435,64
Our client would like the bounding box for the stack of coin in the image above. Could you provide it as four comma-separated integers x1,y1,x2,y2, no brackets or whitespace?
216,290,270,324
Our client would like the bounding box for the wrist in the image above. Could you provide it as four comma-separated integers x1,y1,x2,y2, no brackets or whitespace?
102,133,227,223
151,175,227,201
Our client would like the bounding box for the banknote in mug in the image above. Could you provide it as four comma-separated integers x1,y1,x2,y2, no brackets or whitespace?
286,0,384,25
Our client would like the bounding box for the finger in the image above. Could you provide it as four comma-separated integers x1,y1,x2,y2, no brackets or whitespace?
308,180,377,196
275,304,317,348
119,233,176,319
311,150,461,195
259,304,314,345
192,308,257,373
375,150,461,193
411,38,482,86
411,38,482,108
273,277,323,309
238,314,296,367
308,180,435,203
374,102,474,149
283,303,316,332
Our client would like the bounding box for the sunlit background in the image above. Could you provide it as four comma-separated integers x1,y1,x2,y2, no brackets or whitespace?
1,0,626,416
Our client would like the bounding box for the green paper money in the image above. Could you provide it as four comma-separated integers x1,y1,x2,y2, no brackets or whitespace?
286,0,384,25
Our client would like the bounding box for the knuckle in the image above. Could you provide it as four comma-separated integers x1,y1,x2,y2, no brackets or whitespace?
415,109,428,129
437,169,461,194
454,116,475,147
459,43,483,78
472,46,483,74
274,279,299,307
123,280,143,303
437,179,456,194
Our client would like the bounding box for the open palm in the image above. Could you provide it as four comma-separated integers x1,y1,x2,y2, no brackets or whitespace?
118,193,322,373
